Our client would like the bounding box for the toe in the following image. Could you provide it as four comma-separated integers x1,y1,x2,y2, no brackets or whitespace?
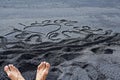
43,62,46,68
42,62,46,70
38,62,44,70
4,65,11,76
4,65,10,72
46,62,50,69
9,64,15,71
37,62,46,71
43,62,50,75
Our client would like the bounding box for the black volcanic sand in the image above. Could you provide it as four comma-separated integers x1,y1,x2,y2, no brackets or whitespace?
0,20,120,80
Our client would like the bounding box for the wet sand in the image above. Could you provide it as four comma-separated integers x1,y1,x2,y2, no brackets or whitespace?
0,0,120,80
0,19,120,80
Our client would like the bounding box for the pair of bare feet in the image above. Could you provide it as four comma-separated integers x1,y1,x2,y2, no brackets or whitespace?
4,62,50,80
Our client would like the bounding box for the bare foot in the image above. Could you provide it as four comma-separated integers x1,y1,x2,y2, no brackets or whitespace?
4,64,25,80
36,62,50,80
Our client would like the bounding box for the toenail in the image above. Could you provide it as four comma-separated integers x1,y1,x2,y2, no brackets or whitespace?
43,61,46,63
9,64,12,66
4,66,8,71
5,66,8,68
